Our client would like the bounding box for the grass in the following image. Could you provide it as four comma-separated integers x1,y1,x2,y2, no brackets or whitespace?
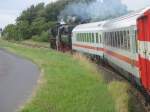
21,40,50,48
0,39,137,112
108,82,130,112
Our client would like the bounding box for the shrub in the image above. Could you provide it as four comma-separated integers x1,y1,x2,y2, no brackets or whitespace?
31,31,49,42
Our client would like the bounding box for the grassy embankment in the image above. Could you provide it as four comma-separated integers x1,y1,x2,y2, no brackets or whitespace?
0,39,132,112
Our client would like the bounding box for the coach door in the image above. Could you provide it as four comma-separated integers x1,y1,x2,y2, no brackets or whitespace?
137,14,150,90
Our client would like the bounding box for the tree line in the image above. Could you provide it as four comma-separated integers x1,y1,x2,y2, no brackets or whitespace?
2,0,127,42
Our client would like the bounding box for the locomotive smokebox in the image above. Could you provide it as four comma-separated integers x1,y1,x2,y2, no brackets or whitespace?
50,18,76,52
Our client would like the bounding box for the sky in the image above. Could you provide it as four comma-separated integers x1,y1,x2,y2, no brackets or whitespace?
0,0,150,28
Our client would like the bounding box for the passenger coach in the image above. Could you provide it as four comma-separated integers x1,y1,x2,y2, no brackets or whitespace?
72,7,150,99
72,21,106,57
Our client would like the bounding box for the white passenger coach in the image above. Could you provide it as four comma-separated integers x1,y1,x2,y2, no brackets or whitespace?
72,7,150,93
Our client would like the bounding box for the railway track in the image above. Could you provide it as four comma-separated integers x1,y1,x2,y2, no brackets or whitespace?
97,62,148,112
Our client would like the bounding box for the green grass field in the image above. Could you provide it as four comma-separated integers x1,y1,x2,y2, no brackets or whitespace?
0,40,136,112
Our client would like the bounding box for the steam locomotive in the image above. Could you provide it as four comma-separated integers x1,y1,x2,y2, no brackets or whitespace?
72,7,150,101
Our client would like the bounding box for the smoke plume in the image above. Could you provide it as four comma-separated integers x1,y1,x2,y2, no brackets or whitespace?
59,0,128,22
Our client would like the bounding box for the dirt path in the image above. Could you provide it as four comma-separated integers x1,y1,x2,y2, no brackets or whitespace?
0,49,39,112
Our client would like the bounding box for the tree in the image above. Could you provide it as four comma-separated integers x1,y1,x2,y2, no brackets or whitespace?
2,24,17,40
31,17,47,35
16,20,30,40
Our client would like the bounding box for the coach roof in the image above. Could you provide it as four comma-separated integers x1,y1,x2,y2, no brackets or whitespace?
73,21,106,32
103,7,150,30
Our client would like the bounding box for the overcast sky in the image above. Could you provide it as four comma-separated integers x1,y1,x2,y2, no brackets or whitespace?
0,0,150,28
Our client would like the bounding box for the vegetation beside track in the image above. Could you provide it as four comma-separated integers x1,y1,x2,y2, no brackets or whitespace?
0,39,141,112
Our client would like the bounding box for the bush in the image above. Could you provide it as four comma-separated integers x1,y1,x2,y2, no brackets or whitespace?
31,31,49,42
31,35,40,41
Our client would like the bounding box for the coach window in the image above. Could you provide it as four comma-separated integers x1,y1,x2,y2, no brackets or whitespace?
84,33,86,42
105,33,107,45
85,33,86,42
78,33,80,41
112,32,114,47
90,33,92,43
108,32,110,45
119,31,121,48
107,32,109,45
99,34,101,43
89,33,91,43
85,33,87,42
110,32,112,46
80,33,81,42
79,33,81,42
123,31,127,50
81,33,82,41
91,33,93,43
108,32,110,46
120,31,123,49
114,32,116,47
91,33,94,43
112,32,115,47
111,32,113,47
116,32,118,48
127,30,130,50
108,32,112,46
82,33,83,42
83,33,86,42
88,33,90,42
82,33,84,42
116,31,120,48
81,33,83,42
109,32,112,46
79,33,80,40
86,33,88,42
109,32,111,46
87,33,89,43
77,33,79,41
113,32,116,47
96,33,98,43
88,33,90,43
135,30,138,52
83,33,84,42
107,33,109,45
111,32,113,46
84,33,85,42
106,33,108,45
104,33,106,44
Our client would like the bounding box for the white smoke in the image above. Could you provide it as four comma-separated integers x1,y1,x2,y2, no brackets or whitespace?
59,0,128,22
